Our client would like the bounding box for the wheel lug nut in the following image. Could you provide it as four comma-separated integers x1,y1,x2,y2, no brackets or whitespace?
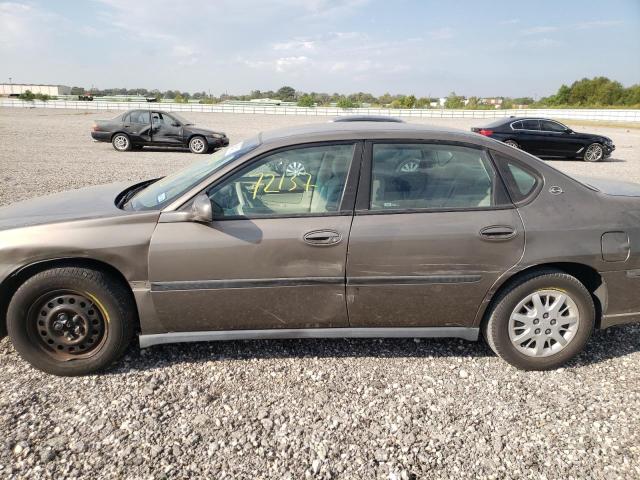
543,313,549,319
550,319,556,325
533,319,539,325
545,329,551,335
535,328,541,334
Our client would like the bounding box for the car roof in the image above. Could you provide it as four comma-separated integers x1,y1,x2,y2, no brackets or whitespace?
259,121,492,146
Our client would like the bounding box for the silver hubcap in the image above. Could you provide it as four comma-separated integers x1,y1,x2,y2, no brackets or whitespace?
399,160,420,172
585,144,603,161
509,289,579,357
285,161,306,176
504,140,519,149
114,135,128,150
191,138,205,153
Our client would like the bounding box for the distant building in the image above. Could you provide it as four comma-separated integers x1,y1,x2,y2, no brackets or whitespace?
0,84,71,97
480,97,504,109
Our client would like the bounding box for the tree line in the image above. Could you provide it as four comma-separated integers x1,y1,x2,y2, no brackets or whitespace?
65,77,640,108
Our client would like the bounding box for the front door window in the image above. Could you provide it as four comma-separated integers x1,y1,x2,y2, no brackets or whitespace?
207,143,356,217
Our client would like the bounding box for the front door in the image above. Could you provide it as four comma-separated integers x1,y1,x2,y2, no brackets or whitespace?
147,142,362,333
151,111,183,145
538,120,582,156
346,141,525,328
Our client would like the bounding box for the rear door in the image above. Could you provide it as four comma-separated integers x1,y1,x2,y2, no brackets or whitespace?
345,141,525,328
124,110,151,143
147,141,363,333
515,119,545,154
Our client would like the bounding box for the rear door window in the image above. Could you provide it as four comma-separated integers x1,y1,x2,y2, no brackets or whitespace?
369,143,510,210
131,111,150,124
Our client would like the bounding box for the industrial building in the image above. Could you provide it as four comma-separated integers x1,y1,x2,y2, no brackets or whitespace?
0,84,71,97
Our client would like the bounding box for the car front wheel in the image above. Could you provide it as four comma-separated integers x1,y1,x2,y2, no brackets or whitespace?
112,133,131,152
189,136,208,154
583,143,604,162
484,270,595,370
7,267,135,376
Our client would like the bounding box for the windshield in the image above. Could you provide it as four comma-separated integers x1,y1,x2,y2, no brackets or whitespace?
125,137,261,211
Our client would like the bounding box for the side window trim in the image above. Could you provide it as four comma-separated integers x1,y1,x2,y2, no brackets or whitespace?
489,150,544,207
355,140,513,214
201,141,364,220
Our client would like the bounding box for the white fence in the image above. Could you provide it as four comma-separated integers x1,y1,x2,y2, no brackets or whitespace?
1,98,639,122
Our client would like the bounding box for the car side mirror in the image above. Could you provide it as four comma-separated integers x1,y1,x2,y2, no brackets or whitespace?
190,193,213,223
565,128,573,134
172,122,181,127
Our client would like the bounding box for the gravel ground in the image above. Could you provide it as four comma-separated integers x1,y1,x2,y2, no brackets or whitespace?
0,107,639,479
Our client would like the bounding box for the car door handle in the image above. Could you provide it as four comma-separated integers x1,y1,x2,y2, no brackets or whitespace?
479,225,517,240
303,230,342,246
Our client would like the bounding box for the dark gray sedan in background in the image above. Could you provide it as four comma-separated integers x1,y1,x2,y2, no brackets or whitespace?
1,119,639,375
91,109,229,153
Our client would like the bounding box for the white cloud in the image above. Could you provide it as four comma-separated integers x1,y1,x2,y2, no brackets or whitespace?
273,40,316,51
275,56,310,72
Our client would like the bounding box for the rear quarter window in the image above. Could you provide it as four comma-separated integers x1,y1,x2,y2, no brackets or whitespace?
492,151,541,204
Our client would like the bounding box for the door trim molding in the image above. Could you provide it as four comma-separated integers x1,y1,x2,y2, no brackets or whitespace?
347,275,482,286
139,326,479,348
151,274,483,292
151,276,344,292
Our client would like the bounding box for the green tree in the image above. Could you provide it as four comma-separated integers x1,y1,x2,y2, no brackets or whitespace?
465,96,480,109
401,95,417,108
276,86,296,101
444,92,464,109
336,97,358,109
18,90,35,101
297,94,315,107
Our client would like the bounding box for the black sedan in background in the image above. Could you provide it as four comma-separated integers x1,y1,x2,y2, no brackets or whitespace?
472,117,615,162
91,109,229,154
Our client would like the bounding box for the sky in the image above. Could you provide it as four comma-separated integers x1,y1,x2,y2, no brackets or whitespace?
0,0,639,98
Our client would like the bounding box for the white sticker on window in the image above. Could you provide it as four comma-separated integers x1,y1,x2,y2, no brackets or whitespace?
157,192,166,203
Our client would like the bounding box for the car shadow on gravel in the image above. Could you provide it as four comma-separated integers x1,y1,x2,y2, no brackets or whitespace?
107,324,640,374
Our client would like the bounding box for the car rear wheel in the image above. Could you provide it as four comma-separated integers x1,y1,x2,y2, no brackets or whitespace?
484,270,595,370
189,136,208,154
503,140,520,149
7,267,135,376
112,133,131,152
583,143,604,162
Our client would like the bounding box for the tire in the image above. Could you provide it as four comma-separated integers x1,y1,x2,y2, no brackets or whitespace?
583,143,604,162
503,140,520,149
7,267,135,376
112,133,131,152
483,270,595,371
189,136,208,154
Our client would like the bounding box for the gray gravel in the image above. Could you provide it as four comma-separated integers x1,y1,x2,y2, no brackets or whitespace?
0,107,639,479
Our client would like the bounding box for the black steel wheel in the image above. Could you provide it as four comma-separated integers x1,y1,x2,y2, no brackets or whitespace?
29,291,107,360
7,267,135,376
